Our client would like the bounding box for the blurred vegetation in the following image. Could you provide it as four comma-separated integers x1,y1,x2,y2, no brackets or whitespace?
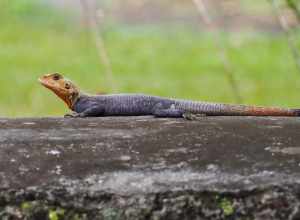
0,0,300,117
285,0,300,21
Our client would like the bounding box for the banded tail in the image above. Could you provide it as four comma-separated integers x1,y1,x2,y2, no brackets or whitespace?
174,100,300,116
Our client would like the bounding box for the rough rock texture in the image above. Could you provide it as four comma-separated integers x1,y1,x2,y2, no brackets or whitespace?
1,116,300,219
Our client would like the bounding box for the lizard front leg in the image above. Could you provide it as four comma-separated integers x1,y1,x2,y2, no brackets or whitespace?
65,106,105,118
64,112,81,118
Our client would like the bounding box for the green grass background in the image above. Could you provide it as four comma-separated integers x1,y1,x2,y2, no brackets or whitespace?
1,1,300,117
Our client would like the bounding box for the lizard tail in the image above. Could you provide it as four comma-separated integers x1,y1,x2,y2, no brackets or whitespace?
174,100,300,116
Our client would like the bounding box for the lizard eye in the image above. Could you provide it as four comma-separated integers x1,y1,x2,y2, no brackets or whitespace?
53,74,61,81
65,83,70,89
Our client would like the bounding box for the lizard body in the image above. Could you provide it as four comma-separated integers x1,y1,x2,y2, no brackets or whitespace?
39,73,300,118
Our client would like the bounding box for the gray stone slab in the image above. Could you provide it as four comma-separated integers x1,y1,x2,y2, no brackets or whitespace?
0,117,300,219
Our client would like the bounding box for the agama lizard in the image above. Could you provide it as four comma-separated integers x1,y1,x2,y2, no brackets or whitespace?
39,73,300,118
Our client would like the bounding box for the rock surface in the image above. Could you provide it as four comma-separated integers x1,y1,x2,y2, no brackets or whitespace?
1,116,300,219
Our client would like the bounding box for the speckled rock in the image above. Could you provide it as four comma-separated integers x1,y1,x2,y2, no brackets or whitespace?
1,116,300,219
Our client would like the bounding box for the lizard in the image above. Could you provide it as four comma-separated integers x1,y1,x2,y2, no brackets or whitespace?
39,73,300,118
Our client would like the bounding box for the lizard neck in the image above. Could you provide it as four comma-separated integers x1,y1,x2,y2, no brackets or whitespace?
70,91,87,111
70,93,79,111
70,92,91,111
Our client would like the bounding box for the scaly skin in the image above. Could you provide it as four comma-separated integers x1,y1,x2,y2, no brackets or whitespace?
39,73,300,118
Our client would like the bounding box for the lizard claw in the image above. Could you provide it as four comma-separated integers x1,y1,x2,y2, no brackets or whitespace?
183,112,206,121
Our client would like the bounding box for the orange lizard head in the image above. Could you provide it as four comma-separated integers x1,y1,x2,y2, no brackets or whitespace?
39,73,80,110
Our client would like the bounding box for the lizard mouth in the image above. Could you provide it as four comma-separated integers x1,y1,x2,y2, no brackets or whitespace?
38,77,44,84
38,77,53,90
38,78,46,86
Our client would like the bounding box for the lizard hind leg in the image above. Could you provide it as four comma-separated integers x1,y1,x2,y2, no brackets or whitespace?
182,112,207,121
152,103,184,118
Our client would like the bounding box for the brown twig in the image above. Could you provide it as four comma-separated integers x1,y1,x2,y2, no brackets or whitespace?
79,0,117,92
192,0,243,103
270,0,300,75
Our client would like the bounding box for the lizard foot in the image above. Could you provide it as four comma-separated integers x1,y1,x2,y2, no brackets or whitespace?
64,112,82,118
183,112,206,121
